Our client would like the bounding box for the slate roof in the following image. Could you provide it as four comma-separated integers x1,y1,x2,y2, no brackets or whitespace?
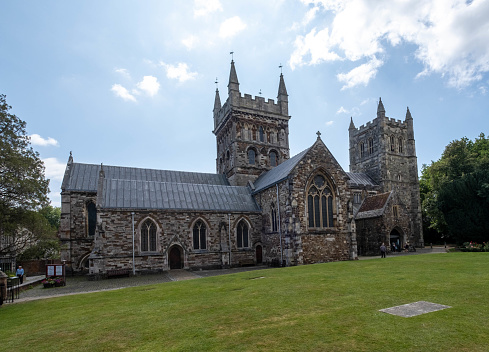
62,163,229,192
62,162,259,212
346,172,377,187
355,192,391,219
252,148,310,194
99,179,259,212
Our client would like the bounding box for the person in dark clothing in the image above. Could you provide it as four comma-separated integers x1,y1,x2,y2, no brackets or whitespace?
380,243,386,258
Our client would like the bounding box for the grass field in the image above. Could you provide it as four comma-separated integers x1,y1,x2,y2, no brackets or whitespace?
1,253,488,351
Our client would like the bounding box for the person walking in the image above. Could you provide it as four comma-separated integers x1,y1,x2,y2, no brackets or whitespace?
16,265,24,284
380,243,386,258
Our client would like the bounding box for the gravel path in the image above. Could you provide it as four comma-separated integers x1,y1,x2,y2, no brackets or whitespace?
15,266,269,304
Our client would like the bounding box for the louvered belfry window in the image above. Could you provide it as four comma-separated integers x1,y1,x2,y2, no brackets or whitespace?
141,220,157,252
307,175,334,228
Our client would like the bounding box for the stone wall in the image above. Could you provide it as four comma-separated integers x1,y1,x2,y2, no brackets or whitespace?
90,209,262,275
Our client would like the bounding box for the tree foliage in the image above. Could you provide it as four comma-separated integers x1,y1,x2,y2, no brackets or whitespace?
420,133,489,244
0,94,52,258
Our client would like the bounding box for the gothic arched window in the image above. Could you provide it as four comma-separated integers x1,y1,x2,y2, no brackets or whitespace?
398,138,403,153
86,202,97,237
237,220,249,248
259,126,264,142
271,203,277,232
193,220,207,250
248,149,256,165
141,219,157,252
307,174,334,228
269,151,278,167
390,136,395,152
360,142,365,158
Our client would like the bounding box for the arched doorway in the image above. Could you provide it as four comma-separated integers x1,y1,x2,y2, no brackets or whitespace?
169,246,183,269
256,245,263,264
389,228,403,252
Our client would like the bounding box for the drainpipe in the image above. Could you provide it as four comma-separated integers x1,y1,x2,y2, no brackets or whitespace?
228,213,232,267
277,184,283,266
131,212,135,275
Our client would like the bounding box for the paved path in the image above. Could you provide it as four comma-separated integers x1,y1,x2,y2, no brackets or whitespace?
9,247,449,304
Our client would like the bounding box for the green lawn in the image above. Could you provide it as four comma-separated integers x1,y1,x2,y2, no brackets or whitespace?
1,253,488,351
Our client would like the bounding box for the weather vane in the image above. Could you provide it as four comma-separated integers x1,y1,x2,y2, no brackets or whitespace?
259,89,262,96
279,63,283,74
215,77,218,89
230,51,234,60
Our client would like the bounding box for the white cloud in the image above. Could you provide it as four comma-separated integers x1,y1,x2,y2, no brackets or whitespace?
325,120,334,127
219,16,247,39
114,68,130,79
336,107,348,114
160,62,197,83
42,157,66,181
29,134,59,147
337,57,383,90
292,0,489,89
194,0,222,17
136,76,160,97
182,35,197,50
336,106,361,116
111,84,137,102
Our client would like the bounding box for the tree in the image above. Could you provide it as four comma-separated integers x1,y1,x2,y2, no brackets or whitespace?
420,133,489,244
0,94,51,260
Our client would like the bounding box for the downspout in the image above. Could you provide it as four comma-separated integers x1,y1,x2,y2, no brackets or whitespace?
277,184,283,266
228,213,231,267
131,212,135,275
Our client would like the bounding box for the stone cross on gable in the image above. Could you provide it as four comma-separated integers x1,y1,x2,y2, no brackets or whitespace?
316,131,321,139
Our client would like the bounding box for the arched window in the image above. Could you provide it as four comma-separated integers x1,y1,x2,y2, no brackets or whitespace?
307,174,334,228
237,220,249,248
252,126,257,141
86,202,97,237
193,220,207,250
271,203,277,232
269,151,278,167
398,138,403,153
141,219,157,252
390,136,395,152
368,138,374,155
226,150,230,160
360,142,365,158
248,149,256,165
259,126,264,142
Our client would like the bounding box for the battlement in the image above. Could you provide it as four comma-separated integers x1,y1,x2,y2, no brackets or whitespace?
353,115,407,136
214,93,288,132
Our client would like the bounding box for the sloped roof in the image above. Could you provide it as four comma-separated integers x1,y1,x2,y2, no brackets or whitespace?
99,179,259,212
346,172,377,187
355,192,391,219
62,163,229,192
252,147,310,193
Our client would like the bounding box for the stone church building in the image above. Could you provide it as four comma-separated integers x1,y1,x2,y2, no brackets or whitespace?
59,60,424,276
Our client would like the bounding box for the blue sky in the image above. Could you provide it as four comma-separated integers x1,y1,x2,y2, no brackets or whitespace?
1,0,488,207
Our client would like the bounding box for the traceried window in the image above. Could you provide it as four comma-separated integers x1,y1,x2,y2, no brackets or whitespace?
390,136,395,152
270,151,278,167
248,149,256,165
141,219,157,252
393,206,399,218
237,220,249,248
360,142,365,158
398,138,403,153
193,220,207,250
307,174,334,228
271,203,278,232
86,202,97,237
353,193,361,204
368,138,374,155
259,126,264,142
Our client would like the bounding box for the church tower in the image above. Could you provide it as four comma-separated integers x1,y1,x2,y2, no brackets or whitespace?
349,98,423,246
213,60,291,186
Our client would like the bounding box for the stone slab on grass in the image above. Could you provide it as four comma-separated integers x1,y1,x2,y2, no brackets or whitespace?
380,301,451,317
